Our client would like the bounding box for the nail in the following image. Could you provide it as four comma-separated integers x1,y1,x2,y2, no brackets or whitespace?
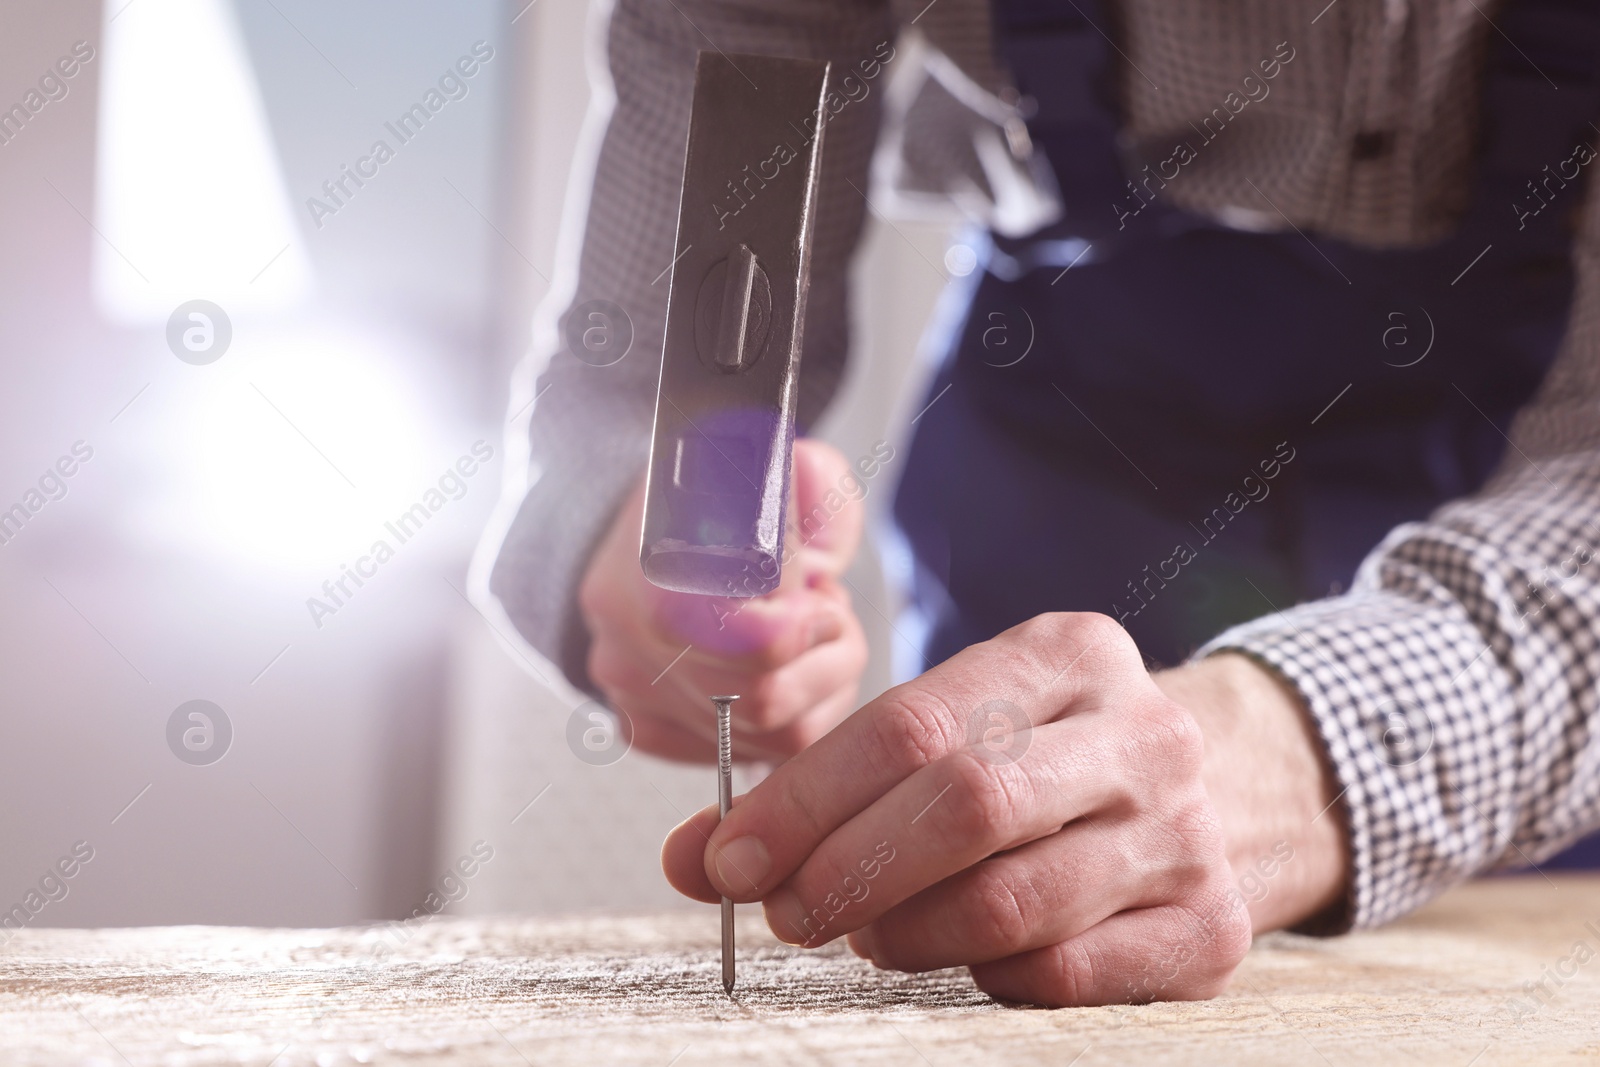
711,835,770,896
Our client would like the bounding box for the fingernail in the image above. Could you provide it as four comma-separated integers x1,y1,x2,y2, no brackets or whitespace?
711,835,770,895
763,887,810,945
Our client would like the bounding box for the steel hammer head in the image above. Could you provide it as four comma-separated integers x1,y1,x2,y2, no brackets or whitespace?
640,51,831,598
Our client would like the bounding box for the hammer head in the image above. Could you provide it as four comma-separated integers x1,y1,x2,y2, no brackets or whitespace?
640,51,831,598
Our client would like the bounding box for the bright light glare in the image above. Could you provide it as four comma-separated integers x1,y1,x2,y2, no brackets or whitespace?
94,0,311,322
130,327,453,570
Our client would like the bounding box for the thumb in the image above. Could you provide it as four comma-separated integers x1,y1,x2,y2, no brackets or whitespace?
786,438,866,579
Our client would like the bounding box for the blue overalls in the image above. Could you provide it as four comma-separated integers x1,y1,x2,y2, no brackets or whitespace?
892,0,1600,865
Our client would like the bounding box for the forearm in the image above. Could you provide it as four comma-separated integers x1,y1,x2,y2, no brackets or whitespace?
1185,453,1600,936
1155,652,1349,934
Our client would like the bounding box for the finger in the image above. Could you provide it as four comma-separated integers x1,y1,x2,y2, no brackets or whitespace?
628,689,853,765
784,437,866,579
662,803,723,902
603,587,863,739
637,437,862,662
607,625,863,748
586,635,724,751
589,602,860,742
661,796,777,904
587,627,686,698
663,611,866,735
581,481,848,674
968,889,1252,1007
644,582,849,670
703,613,1142,899
853,820,1170,972
648,437,860,616
625,713,717,764
755,713,1133,939
727,682,860,757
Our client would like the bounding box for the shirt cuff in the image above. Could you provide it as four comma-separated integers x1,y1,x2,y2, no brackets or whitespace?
1196,587,1516,933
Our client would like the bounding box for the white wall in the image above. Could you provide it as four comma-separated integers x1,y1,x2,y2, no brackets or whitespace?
0,0,954,929
0,0,508,928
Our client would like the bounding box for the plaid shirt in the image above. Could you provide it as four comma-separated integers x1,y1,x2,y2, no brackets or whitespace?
484,0,1600,933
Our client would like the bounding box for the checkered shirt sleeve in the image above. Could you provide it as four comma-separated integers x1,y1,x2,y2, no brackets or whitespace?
1202,223,1600,930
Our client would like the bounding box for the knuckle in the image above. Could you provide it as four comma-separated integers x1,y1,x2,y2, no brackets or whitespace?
940,751,1019,845
1133,700,1205,776
967,866,1033,951
1070,610,1133,651
744,631,796,673
1009,611,1137,686
1167,891,1252,993
1051,939,1098,1006
1163,802,1227,883
977,635,1050,693
1167,795,1223,851
741,673,794,730
1182,895,1253,994
1034,611,1132,658
1213,905,1255,970
1165,707,1207,772
871,688,959,772
1012,611,1068,647
1129,789,1228,897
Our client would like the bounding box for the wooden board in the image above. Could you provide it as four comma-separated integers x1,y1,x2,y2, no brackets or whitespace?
2,875,1598,1065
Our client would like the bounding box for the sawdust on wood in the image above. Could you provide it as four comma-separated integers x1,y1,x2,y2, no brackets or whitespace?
1,876,1598,1065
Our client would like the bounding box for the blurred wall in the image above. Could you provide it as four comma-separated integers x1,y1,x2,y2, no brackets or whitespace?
0,0,512,927
0,0,953,929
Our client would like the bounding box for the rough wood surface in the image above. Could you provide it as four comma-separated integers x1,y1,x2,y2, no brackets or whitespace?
2,875,1598,1065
